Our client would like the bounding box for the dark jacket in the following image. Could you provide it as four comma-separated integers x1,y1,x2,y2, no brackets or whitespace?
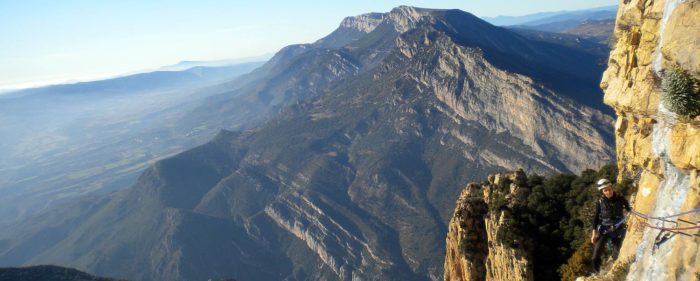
592,192,631,229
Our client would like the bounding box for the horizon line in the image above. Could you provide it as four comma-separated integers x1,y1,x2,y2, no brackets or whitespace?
0,53,273,93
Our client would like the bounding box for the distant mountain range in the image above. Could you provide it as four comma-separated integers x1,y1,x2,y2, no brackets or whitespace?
489,5,617,62
484,5,616,46
0,5,615,281
158,55,273,72
561,19,615,44
0,61,264,226
1,63,261,99
482,5,616,27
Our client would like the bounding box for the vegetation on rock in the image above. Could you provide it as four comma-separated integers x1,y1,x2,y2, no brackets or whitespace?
560,242,593,281
457,201,487,259
483,164,633,280
662,65,700,119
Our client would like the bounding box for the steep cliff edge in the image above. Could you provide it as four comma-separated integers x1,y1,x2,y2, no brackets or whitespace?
448,2,699,281
443,166,638,281
443,171,533,281
600,0,700,280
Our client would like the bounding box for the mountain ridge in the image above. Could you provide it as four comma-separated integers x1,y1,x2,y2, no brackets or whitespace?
0,6,615,281
483,5,617,27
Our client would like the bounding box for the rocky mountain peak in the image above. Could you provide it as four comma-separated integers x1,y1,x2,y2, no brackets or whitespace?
387,6,436,33
333,6,472,36
316,6,453,48
338,12,385,33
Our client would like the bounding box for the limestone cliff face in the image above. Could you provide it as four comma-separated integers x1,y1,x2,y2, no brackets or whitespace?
444,171,533,281
339,13,385,33
600,0,699,280
393,27,614,175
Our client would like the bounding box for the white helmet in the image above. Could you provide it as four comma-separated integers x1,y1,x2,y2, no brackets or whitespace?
597,178,611,191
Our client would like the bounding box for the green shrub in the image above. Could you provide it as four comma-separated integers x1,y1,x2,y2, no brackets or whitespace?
662,65,700,119
488,192,508,212
497,177,512,191
458,231,481,259
496,220,529,249
560,242,593,281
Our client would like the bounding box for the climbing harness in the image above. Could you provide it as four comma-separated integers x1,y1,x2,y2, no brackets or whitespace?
597,216,628,236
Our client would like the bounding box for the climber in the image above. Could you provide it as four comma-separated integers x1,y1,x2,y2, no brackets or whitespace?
590,178,631,272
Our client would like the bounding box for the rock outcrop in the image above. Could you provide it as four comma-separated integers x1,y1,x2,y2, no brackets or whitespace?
598,0,699,280
444,171,533,281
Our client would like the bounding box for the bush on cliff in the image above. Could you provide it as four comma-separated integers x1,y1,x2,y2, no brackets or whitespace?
662,65,700,119
560,242,593,281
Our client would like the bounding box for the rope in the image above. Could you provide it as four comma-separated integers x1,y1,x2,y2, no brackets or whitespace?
631,207,700,220
597,216,627,234
628,207,700,232
594,207,700,233
642,223,700,231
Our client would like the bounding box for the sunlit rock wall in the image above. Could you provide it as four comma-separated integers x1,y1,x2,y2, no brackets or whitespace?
600,0,700,280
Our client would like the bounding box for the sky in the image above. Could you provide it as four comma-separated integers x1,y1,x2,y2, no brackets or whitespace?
0,0,618,90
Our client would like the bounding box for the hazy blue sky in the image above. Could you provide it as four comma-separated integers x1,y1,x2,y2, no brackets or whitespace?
0,0,618,90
